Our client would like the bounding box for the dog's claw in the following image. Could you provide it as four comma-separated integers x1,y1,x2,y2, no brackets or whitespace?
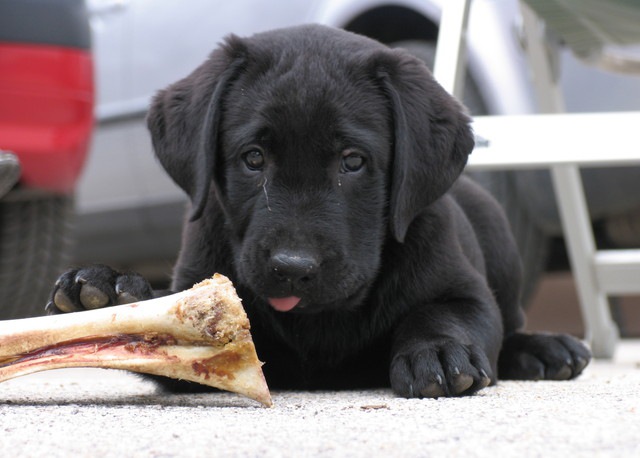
45,301,57,315
478,369,491,389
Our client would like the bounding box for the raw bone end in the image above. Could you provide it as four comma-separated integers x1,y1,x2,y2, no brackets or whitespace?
0,274,273,407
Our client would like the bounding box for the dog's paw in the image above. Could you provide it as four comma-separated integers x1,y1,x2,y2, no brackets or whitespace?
390,339,493,398
46,265,153,315
498,332,591,381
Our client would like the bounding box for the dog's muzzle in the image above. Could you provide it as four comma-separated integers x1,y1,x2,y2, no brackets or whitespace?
266,250,318,312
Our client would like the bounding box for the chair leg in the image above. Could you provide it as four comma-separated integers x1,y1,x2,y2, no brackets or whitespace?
551,165,619,358
433,0,471,99
521,1,619,357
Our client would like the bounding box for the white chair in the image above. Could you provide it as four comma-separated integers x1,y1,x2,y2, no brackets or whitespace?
434,0,640,357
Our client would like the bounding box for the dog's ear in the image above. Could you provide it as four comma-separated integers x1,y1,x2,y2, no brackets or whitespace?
376,49,475,242
146,36,247,221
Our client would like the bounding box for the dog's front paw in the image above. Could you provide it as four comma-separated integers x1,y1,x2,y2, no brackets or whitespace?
498,332,591,381
46,265,153,315
390,340,493,398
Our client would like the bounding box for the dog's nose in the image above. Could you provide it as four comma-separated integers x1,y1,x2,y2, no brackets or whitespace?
269,251,318,287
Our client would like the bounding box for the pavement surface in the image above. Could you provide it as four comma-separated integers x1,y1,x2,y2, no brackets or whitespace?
1,341,639,457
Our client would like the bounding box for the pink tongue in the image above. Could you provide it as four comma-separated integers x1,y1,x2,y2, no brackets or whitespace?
268,296,301,312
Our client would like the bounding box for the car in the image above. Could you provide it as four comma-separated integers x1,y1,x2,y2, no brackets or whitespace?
0,0,94,319
75,0,640,304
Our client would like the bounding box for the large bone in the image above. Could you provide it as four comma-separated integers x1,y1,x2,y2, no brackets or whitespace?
0,274,272,407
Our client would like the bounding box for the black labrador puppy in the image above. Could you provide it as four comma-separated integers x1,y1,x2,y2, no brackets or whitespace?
48,25,590,397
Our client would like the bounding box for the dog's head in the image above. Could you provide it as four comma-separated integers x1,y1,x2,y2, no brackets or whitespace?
147,25,474,313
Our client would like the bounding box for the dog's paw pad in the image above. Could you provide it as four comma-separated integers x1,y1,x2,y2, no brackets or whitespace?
115,290,139,305
498,332,591,381
451,368,474,393
52,288,81,313
548,360,573,381
115,274,152,305
79,283,110,310
419,375,446,398
574,355,589,374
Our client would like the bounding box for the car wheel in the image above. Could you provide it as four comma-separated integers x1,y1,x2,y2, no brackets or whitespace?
392,40,548,305
0,193,73,319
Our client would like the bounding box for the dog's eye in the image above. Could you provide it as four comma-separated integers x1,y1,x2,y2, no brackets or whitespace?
341,151,365,173
243,149,265,171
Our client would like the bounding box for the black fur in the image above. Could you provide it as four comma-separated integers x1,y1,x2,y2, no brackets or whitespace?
49,25,590,397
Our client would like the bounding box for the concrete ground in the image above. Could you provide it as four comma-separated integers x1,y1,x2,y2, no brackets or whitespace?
0,340,638,457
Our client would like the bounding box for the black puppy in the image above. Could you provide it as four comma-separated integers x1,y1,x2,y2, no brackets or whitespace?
48,25,590,397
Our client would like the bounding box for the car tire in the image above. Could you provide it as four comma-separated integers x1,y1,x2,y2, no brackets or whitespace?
392,40,548,305
0,193,73,319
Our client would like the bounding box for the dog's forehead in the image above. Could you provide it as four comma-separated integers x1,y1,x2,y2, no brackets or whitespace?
223,28,391,151
234,24,386,103
244,24,384,62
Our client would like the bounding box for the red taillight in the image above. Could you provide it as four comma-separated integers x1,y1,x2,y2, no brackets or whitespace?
0,43,94,193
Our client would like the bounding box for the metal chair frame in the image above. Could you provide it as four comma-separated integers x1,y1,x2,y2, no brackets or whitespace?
434,0,640,357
